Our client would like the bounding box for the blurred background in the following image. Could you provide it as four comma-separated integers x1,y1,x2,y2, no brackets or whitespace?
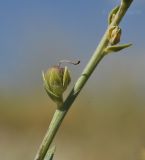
0,0,145,160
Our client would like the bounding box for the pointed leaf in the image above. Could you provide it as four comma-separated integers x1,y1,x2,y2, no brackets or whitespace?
104,43,132,54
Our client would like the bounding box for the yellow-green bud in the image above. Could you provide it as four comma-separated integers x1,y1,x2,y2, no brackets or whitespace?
108,6,120,24
108,26,122,45
42,66,71,105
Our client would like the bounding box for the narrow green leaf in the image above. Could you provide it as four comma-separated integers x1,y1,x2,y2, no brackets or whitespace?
44,146,56,160
104,43,132,54
108,5,120,24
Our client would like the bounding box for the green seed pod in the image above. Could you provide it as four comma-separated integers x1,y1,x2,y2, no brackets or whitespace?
42,66,71,106
108,26,122,45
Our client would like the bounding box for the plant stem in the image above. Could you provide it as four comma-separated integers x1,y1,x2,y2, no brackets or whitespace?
34,0,133,159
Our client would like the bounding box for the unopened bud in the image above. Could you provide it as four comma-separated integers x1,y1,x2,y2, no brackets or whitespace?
108,26,122,45
42,66,71,105
108,5,120,24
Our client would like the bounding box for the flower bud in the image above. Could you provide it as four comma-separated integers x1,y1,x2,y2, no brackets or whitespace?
108,26,122,45
108,5,120,24
42,66,71,105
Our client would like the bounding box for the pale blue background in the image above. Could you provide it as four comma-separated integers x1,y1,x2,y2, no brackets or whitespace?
0,0,145,91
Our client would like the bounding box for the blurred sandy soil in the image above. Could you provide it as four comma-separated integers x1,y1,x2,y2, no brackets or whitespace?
1,65,145,160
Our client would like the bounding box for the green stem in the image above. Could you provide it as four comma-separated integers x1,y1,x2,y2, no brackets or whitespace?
34,0,133,159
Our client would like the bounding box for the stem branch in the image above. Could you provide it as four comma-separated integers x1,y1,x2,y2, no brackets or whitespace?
34,0,133,159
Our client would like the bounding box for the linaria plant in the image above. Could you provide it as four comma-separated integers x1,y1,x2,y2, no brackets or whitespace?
34,0,133,159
